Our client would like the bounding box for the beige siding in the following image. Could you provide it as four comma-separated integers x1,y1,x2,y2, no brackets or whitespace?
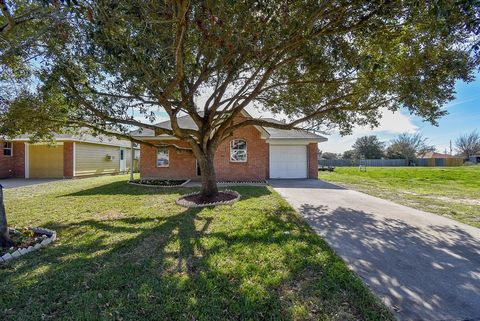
75,143,122,177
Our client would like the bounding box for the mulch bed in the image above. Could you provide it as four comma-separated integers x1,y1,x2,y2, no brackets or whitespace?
176,190,241,208
1,229,46,257
129,179,187,186
183,191,237,205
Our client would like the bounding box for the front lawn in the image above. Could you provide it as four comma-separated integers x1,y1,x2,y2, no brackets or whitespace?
319,166,480,228
0,175,391,321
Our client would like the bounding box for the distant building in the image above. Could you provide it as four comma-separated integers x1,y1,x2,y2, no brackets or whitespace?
1,130,138,179
419,152,456,159
469,155,480,164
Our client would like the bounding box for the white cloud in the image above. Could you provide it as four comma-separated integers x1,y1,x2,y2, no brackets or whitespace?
355,108,418,134
319,108,419,153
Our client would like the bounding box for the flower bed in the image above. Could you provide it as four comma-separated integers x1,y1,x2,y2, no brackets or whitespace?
0,227,57,264
176,190,241,208
128,179,190,187
217,180,267,186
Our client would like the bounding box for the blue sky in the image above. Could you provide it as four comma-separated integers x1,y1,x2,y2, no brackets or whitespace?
319,72,480,154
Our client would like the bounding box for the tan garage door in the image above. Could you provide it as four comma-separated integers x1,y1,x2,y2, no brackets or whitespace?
29,144,64,178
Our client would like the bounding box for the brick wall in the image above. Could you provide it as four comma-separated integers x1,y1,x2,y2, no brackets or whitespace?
308,143,318,179
140,140,196,179
214,126,268,181
139,126,318,181
0,141,25,178
139,125,268,181
63,142,74,178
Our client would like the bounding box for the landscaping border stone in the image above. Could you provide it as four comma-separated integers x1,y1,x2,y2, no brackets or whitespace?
217,180,267,187
0,227,57,264
128,179,191,188
176,190,241,208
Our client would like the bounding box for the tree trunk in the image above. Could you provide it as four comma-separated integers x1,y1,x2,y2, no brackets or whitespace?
197,151,219,198
0,185,13,248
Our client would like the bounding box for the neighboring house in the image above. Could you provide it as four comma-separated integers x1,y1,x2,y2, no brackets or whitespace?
0,131,137,179
469,155,480,164
419,152,455,158
131,112,327,181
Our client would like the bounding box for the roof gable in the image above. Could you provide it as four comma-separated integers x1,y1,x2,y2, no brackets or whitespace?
130,112,327,142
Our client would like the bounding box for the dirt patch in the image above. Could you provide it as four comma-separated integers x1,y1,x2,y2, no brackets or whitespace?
432,196,480,206
99,209,125,221
176,190,241,208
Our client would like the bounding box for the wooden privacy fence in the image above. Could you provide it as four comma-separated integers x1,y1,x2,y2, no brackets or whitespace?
319,158,464,167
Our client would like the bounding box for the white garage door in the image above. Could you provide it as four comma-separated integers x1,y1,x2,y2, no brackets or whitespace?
269,145,308,178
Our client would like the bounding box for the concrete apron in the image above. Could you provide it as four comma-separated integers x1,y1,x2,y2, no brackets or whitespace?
270,179,480,321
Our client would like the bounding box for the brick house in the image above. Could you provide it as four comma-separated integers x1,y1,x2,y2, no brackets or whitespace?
131,113,327,181
0,132,137,179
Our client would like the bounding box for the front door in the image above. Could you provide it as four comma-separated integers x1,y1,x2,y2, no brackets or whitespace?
119,149,127,172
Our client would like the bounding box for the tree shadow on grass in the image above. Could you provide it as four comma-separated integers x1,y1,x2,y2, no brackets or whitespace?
0,198,390,321
60,180,272,200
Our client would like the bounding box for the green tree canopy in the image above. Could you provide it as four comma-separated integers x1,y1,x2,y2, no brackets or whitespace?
319,152,340,160
352,135,385,159
1,0,479,196
342,150,355,159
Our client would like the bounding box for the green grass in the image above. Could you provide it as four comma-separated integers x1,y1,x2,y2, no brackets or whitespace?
0,175,392,321
319,166,480,228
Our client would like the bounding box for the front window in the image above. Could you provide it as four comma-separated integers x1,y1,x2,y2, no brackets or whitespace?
156,146,169,167
3,142,12,157
230,139,247,162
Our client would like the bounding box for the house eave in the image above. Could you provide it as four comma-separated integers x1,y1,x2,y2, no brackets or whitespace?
131,135,179,141
266,137,327,145
3,137,134,148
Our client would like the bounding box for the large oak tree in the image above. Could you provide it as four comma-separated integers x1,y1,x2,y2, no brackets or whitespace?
1,0,74,247
1,0,479,200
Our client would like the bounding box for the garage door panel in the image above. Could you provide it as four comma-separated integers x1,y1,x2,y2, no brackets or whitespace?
29,145,64,178
269,145,307,178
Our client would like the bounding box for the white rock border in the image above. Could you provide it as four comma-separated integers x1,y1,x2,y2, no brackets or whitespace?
0,227,57,264
128,179,191,188
217,180,267,187
176,189,241,208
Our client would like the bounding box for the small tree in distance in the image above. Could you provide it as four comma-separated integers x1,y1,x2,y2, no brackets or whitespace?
342,150,355,159
386,133,435,160
455,131,480,157
319,151,340,160
352,136,385,159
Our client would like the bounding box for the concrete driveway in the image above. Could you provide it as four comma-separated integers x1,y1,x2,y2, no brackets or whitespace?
270,179,480,321
0,178,62,189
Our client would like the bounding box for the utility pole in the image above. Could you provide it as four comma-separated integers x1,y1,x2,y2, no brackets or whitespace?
449,140,452,155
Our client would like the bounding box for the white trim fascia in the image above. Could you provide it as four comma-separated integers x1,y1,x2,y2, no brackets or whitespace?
8,138,130,148
72,142,76,177
130,141,135,181
24,143,29,179
13,141,64,146
130,136,179,141
267,138,326,145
